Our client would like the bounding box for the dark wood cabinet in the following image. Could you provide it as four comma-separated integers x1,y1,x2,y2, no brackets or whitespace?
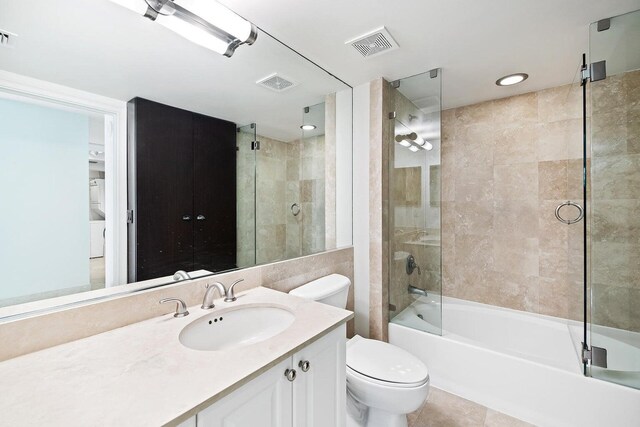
127,98,236,282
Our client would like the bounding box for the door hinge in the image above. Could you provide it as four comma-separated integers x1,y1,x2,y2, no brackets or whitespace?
251,140,260,150
127,209,134,224
582,343,607,368
583,61,607,83
389,111,397,120
590,60,606,82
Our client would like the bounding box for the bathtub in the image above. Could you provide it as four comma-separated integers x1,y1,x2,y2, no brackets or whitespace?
389,296,640,427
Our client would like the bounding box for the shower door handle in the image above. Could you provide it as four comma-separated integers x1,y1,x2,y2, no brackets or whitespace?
555,201,584,224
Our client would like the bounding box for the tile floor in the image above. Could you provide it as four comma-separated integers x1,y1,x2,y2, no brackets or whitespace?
408,388,535,427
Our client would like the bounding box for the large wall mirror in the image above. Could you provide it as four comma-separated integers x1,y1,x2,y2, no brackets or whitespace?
0,0,352,318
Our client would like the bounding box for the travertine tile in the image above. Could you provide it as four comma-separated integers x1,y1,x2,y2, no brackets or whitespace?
455,124,494,168
455,165,494,202
592,153,640,199
484,409,535,427
538,83,582,123
494,125,538,165
537,119,581,161
413,388,487,427
493,162,538,200
493,92,539,126
538,160,567,200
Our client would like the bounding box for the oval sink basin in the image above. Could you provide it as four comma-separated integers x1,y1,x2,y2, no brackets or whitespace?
179,305,295,351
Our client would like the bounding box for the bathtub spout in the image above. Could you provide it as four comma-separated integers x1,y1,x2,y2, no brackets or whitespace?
408,285,428,297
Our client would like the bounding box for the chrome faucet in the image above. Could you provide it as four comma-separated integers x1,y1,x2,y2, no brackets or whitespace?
224,279,244,302
202,282,227,310
408,285,428,297
173,270,191,281
159,298,190,317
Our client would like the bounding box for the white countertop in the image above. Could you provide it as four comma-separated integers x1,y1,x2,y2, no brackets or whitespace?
0,287,352,426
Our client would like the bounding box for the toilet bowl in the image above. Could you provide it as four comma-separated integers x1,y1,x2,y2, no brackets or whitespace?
346,335,430,427
289,274,430,427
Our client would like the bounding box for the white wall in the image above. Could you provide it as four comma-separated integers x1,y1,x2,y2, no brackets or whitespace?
352,83,370,337
0,98,90,300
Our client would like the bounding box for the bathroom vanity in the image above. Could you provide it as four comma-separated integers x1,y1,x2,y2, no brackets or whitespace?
0,287,352,426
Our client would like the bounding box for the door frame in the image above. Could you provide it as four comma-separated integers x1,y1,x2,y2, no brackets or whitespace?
0,70,128,287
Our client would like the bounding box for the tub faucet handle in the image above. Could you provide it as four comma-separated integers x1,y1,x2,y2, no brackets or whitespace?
406,255,421,275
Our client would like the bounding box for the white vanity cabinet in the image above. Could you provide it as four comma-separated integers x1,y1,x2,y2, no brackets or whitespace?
195,325,346,427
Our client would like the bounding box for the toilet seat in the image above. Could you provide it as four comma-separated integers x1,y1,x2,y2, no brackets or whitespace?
346,335,429,387
347,365,429,389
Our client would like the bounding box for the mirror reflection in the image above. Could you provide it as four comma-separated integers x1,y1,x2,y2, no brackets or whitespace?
0,0,352,312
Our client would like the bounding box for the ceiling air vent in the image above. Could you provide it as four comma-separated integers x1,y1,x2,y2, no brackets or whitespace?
256,73,297,92
346,26,399,58
0,30,17,49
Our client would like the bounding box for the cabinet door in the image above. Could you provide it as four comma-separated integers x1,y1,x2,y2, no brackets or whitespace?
196,358,293,427
128,98,194,281
192,113,237,273
293,325,346,427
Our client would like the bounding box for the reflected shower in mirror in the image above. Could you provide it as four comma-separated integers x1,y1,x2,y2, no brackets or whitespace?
0,0,352,314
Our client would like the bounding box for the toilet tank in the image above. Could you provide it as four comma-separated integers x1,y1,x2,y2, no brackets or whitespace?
289,274,351,309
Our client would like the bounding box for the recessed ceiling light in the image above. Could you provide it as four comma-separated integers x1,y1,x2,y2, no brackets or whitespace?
301,124,316,130
496,73,528,86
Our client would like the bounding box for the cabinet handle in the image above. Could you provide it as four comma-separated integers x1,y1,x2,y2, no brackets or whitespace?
284,368,297,382
196,215,206,221
298,360,310,372
182,215,192,221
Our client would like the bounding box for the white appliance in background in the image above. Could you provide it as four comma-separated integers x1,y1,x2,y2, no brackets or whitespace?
89,178,105,219
89,220,105,258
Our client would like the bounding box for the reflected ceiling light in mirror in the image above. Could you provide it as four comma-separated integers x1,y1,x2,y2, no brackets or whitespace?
408,145,420,152
301,124,317,130
496,73,528,86
108,0,257,57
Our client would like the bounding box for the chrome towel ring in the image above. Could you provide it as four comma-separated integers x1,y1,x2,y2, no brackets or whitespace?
555,201,584,224
291,203,301,216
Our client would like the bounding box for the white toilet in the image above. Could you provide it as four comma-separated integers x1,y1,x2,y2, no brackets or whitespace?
290,274,430,427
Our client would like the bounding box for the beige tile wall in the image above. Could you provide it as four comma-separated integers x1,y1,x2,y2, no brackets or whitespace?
0,247,354,362
256,135,289,264
590,69,640,332
369,78,393,340
441,83,585,320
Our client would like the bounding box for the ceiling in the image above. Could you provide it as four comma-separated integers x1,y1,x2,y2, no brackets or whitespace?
221,0,640,109
0,0,348,142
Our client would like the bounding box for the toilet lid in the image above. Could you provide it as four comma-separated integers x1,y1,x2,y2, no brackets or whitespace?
346,336,428,385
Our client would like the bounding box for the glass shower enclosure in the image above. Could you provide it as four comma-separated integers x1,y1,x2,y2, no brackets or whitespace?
388,69,443,335
587,9,640,389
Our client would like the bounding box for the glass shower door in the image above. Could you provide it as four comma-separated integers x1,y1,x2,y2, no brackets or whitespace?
236,123,257,268
588,9,640,389
388,69,443,335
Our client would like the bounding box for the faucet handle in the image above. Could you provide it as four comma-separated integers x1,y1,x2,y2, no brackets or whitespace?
224,279,244,302
159,298,189,318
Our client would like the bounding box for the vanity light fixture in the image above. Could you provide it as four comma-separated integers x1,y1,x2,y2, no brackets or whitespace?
108,0,257,57
301,124,317,130
496,73,528,86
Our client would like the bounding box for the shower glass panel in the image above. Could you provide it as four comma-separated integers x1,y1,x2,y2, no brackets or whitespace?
589,9,640,389
254,102,328,265
236,123,257,269
389,70,443,336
